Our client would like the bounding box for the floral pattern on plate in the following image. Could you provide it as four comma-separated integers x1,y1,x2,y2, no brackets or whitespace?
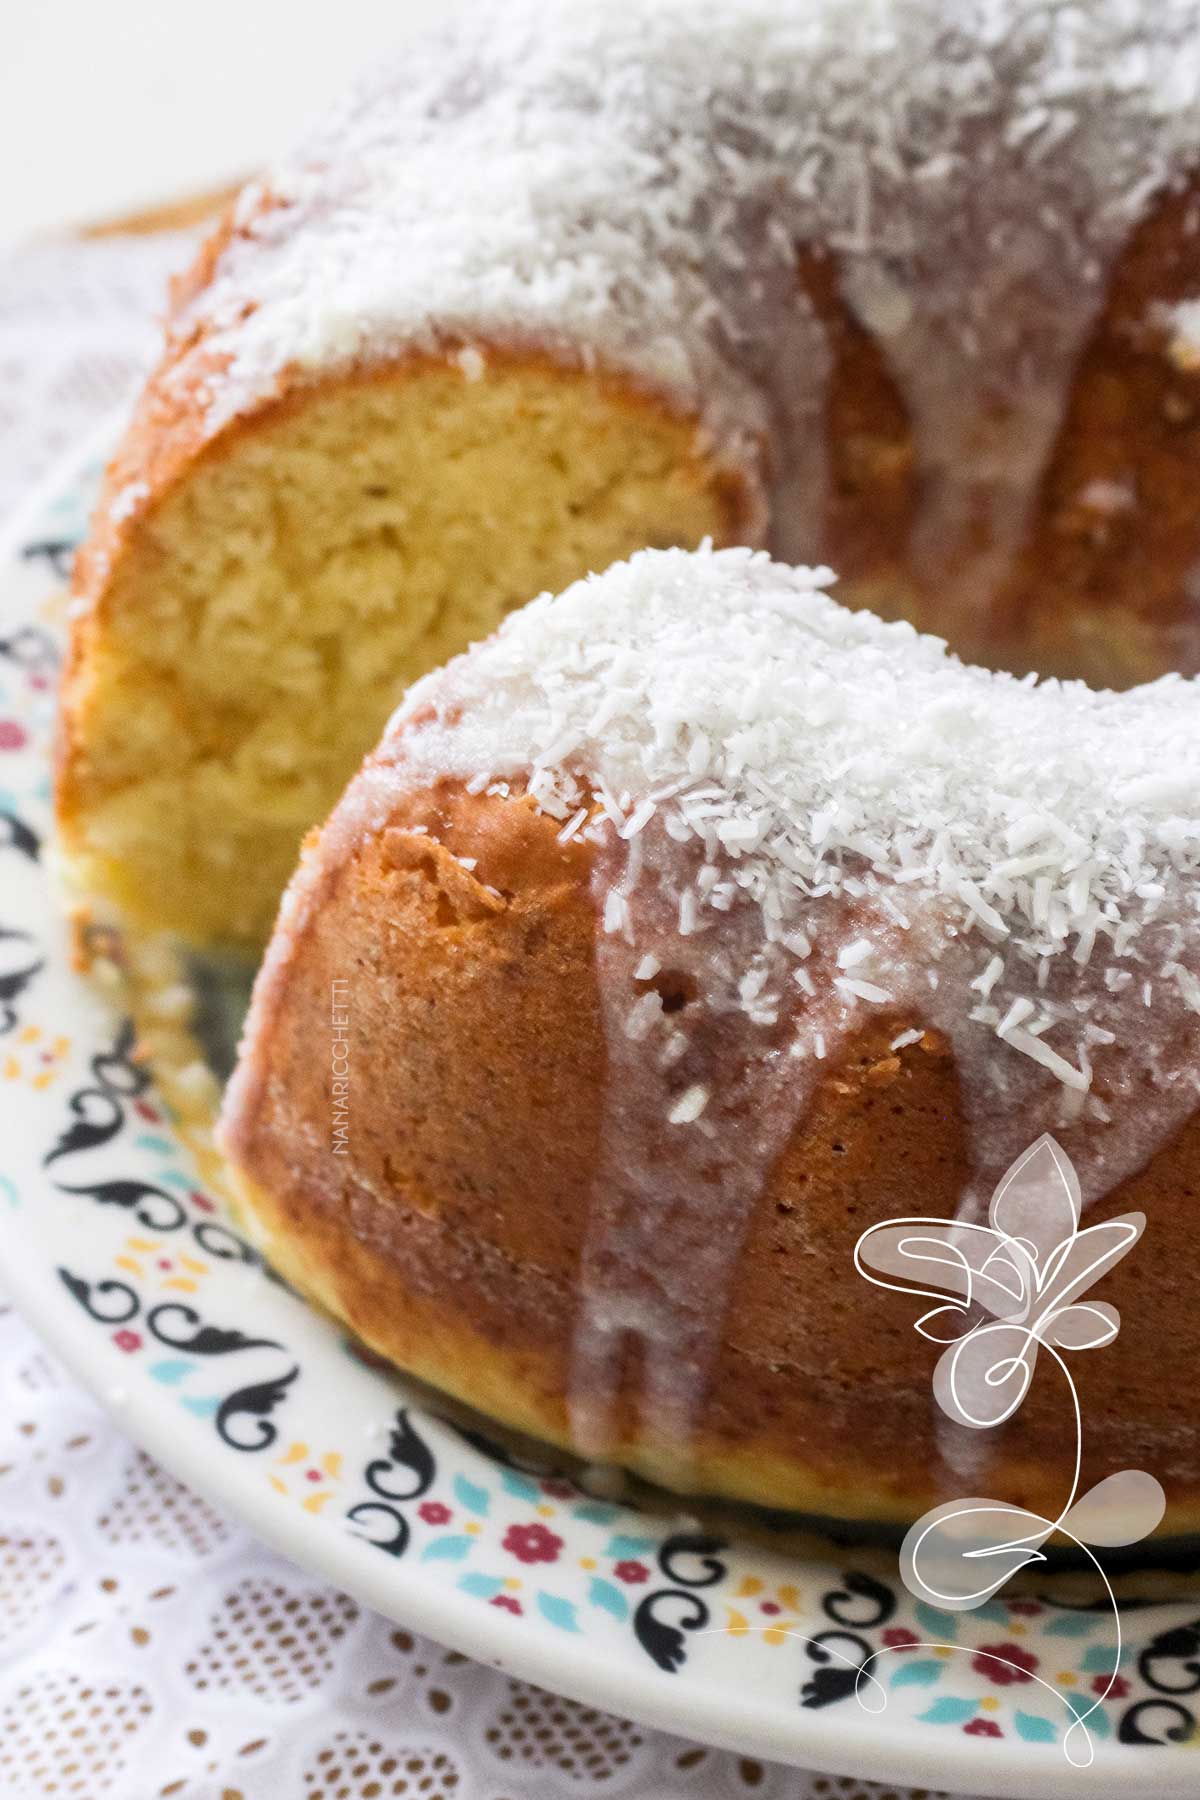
2,436,1199,1798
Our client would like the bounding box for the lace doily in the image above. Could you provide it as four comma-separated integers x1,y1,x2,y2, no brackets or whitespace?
0,233,979,1800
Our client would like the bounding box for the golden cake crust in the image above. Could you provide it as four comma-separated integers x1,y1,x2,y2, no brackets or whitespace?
58,2,1200,1529
222,780,1200,1528
56,308,753,945
57,159,1200,933
55,133,1200,942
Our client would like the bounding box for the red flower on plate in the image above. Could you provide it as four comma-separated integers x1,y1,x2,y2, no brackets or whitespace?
540,1479,575,1500
113,1329,142,1354
1093,1673,1129,1699
1006,1599,1044,1617
964,1717,1003,1737
0,721,27,752
502,1522,563,1565
882,1627,921,1652
613,1560,650,1585
418,1501,452,1526
972,1643,1038,1685
490,1594,523,1614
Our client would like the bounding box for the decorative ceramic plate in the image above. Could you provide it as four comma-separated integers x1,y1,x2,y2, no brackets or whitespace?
3,433,1200,1800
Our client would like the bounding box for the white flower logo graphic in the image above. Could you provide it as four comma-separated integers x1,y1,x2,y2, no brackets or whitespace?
854,1134,1165,1766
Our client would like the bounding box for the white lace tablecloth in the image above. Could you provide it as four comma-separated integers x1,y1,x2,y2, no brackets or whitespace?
0,234,979,1800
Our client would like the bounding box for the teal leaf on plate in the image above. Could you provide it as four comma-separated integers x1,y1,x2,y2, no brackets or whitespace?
181,1394,220,1417
158,1170,195,1191
1080,1643,1124,1674
588,1577,629,1623
52,487,87,522
1065,1692,1111,1736
602,1534,657,1559
453,1474,490,1517
892,1658,944,1689
457,1572,505,1599
1045,1612,1097,1637
134,1133,174,1155
917,1696,977,1725
0,1175,18,1209
572,1503,619,1525
973,1600,1010,1624
537,1592,580,1633
149,1359,195,1386
420,1535,474,1564
499,1470,540,1502
915,1603,958,1640
1014,1711,1058,1743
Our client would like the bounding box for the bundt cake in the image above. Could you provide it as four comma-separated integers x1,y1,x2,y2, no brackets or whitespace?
219,545,1200,1525
57,0,1200,948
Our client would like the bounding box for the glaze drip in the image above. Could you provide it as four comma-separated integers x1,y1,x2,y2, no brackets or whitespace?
571,825,811,1459
156,0,1200,671
204,0,1200,1491
337,545,1200,1461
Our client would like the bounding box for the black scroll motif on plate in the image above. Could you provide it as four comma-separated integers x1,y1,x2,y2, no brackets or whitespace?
799,1570,896,1710
633,1531,729,1674
43,1019,286,1269
1118,1617,1200,1745
56,1267,300,1453
0,926,44,1038
20,540,77,581
44,1019,187,1230
346,1408,437,1560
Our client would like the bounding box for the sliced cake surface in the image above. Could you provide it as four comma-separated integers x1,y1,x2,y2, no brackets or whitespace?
58,0,1200,945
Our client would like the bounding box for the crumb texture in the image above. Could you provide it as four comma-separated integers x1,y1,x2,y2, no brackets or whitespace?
168,0,1200,671
59,0,1200,943
61,366,731,943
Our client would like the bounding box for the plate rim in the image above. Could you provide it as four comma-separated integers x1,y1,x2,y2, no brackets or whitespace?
1,429,1197,1800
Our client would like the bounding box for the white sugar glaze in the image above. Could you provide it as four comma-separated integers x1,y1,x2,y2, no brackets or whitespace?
226,546,1200,1468
157,0,1200,648
209,0,1200,1478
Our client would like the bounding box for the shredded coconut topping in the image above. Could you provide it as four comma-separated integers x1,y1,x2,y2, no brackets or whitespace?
1162,296,1200,371
381,544,1200,1212
217,0,1200,1467
166,0,1200,602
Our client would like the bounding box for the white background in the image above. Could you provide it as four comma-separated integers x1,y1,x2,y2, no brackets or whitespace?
0,0,471,246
